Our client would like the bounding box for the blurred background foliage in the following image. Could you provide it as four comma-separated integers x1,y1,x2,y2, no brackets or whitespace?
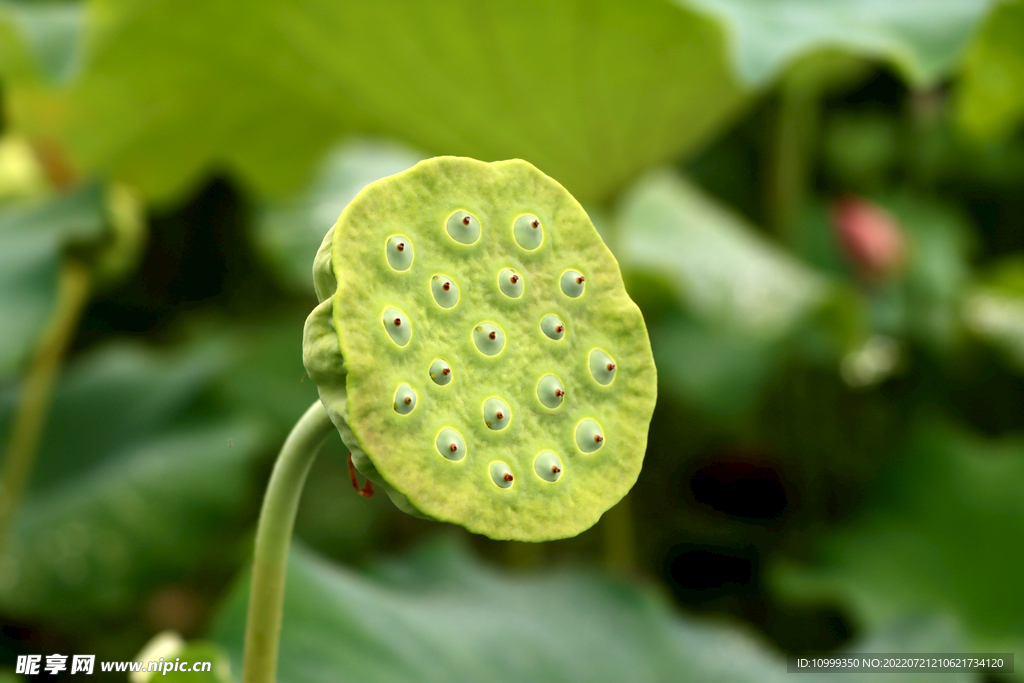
1,0,1023,681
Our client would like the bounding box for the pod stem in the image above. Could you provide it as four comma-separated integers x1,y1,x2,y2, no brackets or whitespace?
0,257,92,558
242,400,334,683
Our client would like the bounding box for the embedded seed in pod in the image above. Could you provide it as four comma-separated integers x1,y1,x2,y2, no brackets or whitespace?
540,315,565,340
473,322,505,356
498,268,524,298
393,384,416,415
446,210,481,244
560,270,586,297
513,214,543,250
429,358,452,386
303,156,657,542
382,307,411,346
536,375,565,409
589,349,617,385
489,462,515,489
385,236,414,270
431,275,459,308
483,397,511,430
533,451,563,482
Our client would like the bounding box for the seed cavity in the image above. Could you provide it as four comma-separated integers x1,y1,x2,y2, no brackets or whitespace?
533,451,563,482
386,235,413,270
429,358,452,385
473,322,505,356
498,268,524,298
513,214,543,250
489,461,515,489
382,307,411,346
575,419,604,453
541,315,565,340
393,384,416,414
560,270,586,298
436,428,466,461
446,210,481,245
483,397,511,430
537,375,565,409
589,349,617,385
431,275,459,308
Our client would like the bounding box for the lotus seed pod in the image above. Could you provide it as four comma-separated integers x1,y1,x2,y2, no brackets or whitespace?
498,268,524,298
386,235,414,270
302,156,657,541
429,358,452,385
431,274,459,308
513,214,544,250
541,314,565,340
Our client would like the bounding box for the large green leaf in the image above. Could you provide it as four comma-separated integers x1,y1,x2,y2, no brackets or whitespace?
0,339,267,621
211,537,976,683
253,139,425,293
956,0,1024,140
770,421,1024,670
0,184,105,378
7,0,747,204
683,0,996,86
0,1,84,83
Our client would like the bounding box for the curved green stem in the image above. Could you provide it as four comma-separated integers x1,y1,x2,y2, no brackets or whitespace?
242,400,334,683
0,258,92,557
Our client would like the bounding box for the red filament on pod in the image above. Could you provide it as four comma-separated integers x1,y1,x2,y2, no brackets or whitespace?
556,325,564,333
555,388,564,397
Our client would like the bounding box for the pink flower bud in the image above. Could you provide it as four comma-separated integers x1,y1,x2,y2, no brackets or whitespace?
831,196,906,279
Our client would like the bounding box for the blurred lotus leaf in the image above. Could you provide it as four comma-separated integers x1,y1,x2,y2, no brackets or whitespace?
0,340,267,622
771,421,1024,670
684,0,996,86
956,0,1024,140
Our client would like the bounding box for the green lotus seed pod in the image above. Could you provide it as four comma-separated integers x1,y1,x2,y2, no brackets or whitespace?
429,358,452,385
513,214,543,250
393,384,416,415
430,274,459,308
498,268,524,298
386,235,414,271
302,156,657,541
589,349,616,386
540,314,565,340
533,451,563,482
560,270,586,298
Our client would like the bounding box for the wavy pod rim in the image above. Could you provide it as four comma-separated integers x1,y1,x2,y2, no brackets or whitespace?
302,156,657,541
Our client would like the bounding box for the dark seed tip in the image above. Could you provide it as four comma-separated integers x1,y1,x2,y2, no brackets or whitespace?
556,325,564,332
607,362,615,371
393,318,401,326
576,276,585,284
496,411,503,419
552,465,561,473
443,281,451,291
488,331,496,340
404,396,412,405
462,216,471,225
594,435,603,443
531,220,539,228
396,242,405,251
503,473,514,481
449,443,458,452
442,367,451,375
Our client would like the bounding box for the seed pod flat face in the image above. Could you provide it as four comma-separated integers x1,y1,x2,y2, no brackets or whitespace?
303,156,656,541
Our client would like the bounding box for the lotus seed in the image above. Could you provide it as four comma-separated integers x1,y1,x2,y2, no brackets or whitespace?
541,314,565,340
536,375,565,409
575,419,604,453
393,384,417,415
489,462,514,489
429,358,452,385
473,322,505,356
386,235,414,270
382,307,411,346
435,428,467,461
446,210,481,245
513,214,544,250
498,268,524,298
589,349,617,385
483,397,511,430
560,270,586,298
533,451,563,482
431,275,459,308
